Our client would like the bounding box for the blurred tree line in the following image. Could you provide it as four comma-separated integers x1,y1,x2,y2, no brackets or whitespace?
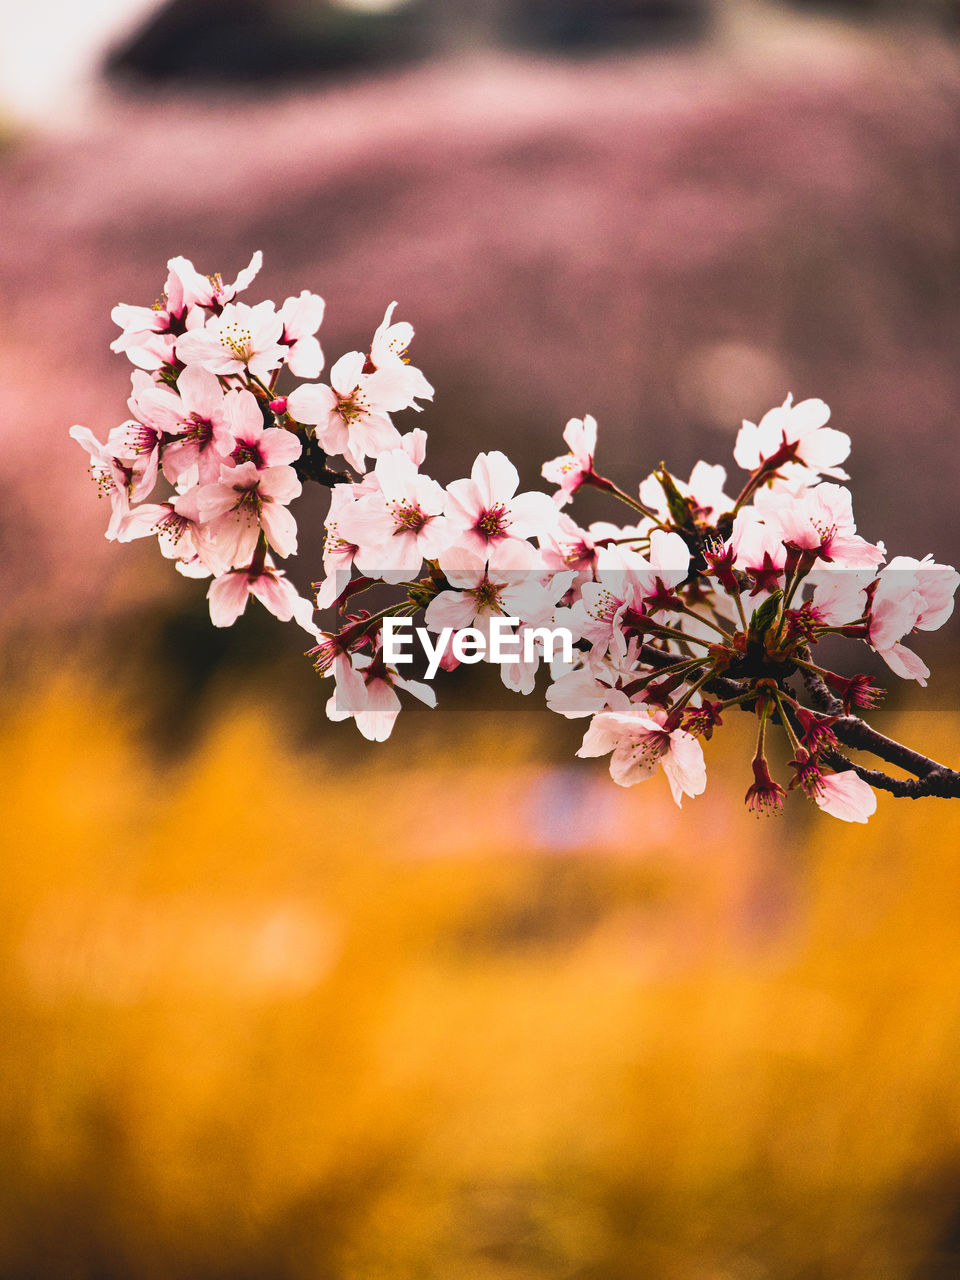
106,0,960,85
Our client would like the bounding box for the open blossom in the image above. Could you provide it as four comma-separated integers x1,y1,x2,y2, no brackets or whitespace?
117,489,227,575
70,424,155,538
325,651,436,742
631,530,692,609
730,508,786,597
221,388,302,472
107,421,163,501
367,302,434,410
110,251,263,370
443,451,560,569
176,300,287,381
315,483,365,609
866,554,960,684
539,514,602,575
754,483,884,569
567,546,646,658
808,567,871,627
153,365,237,488
734,394,851,482
167,249,263,311
279,290,325,379
207,556,313,629
336,448,451,584
110,306,184,371
197,461,301,565
538,517,648,602
577,706,707,804
426,544,567,640
286,350,403,472
541,414,598,505
545,653,635,719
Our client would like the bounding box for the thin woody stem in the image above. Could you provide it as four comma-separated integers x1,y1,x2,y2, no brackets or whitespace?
773,692,803,756
671,667,716,712
798,657,960,797
640,621,713,648
583,472,661,521
676,602,733,637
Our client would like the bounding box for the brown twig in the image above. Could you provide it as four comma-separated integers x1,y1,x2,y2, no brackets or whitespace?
799,659,960,799
293,434,355,489
640,644,960,799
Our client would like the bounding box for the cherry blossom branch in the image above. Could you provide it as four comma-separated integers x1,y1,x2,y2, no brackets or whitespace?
799,661,960,797
73,250,960,822
643,640,960,798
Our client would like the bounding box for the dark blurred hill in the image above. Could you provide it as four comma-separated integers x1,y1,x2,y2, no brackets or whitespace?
104,0,712,84
103,0,960,87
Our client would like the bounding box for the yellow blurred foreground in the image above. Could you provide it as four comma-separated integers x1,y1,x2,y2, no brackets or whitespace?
3,673,960,1279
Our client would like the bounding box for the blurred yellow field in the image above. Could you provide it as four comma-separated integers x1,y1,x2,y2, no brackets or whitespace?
3,674,960,1278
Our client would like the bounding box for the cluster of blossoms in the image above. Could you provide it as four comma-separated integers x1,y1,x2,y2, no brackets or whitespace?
74,253,960,823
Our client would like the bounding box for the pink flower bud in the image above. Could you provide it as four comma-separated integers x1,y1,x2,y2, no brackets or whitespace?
269,396,288,414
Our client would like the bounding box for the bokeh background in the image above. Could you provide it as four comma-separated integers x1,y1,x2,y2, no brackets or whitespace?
3,2,960,1276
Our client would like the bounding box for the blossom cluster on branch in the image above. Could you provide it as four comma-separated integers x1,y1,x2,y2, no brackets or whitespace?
72,252,960,822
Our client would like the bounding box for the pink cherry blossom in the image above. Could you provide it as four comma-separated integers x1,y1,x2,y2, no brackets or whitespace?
545,663,634,719
336,448,452,584
221,389,302,472
70,424,154,538
808,567,871,626
176,300,286,381
207,556,309,628
865,554,960,684
197,461,301,565
539,514,600,573
109,309,181,372
117,489,226,575
577,706,707,804
631,530,692,608
325,650,436,742
110,252,263,371
567,546,647,658
279,290,325,379
541,414,598,505
425,544,564,641
315,484,367,610
871,555,959,643
734,394,851,482
730,508,787,597
367,302,434,410
444,451,560,569
754,483,884,569
116,367,219,494
166,249,263,310
154,364,237,488
285,350,403,472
